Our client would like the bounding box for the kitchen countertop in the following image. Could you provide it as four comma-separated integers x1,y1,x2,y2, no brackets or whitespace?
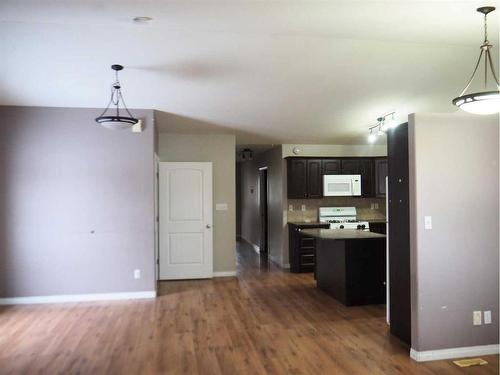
288,221,327,226
359,218,387,223
301,228,386,240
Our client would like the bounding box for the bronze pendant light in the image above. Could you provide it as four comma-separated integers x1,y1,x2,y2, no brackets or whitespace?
452,6,500,115
95,64,139,130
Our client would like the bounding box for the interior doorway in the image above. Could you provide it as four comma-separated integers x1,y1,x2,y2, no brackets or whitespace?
258,167,269,255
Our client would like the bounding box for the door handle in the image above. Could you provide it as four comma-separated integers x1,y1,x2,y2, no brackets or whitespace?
206,224,211,229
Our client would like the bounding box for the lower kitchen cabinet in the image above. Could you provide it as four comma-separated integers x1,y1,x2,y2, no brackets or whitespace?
369,222,387,235
288,223,329,273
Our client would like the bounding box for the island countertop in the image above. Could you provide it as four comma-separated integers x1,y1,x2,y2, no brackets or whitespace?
300,228,386,240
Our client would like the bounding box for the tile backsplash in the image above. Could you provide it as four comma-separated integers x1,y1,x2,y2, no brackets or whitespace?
287,197,386,222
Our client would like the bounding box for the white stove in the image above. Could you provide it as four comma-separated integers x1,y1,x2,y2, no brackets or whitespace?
319,207,370,231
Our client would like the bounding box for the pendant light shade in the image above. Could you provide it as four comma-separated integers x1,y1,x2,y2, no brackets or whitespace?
95,64,139,129
452,7,500,115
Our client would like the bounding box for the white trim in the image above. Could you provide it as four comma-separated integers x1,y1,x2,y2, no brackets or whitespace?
410,345,499,362
0,291,157,305
213,271,237,277
252,244,260,254
283,263,291,269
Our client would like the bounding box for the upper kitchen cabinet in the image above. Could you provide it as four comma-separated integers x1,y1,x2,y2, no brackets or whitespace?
306,159,322,198
322,159,341,175
287,158,322,198
374,158,388,197
341,159,374,197
287,157,386,199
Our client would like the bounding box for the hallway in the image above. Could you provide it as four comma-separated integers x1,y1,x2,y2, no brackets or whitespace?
0,240,497,374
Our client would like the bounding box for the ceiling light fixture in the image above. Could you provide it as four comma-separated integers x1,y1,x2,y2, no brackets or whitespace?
367,129,377,143
367,112,397,143
452,6,500,115
95,64,139,130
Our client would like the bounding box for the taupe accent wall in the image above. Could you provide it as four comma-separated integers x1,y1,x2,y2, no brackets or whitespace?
156,132,236,273
409,113,499,351
0,106,156,297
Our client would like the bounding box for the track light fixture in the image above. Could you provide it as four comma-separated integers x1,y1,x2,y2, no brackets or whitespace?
367,112,397,143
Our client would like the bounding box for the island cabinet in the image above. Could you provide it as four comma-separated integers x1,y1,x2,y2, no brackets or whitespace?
302,229,386,306
288,223,329,273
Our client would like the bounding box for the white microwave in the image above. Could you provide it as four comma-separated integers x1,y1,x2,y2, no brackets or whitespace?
323,174,362,196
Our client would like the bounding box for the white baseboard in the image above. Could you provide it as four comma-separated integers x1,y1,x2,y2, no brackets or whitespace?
251,244,260,254
0,291,157,305
283,263,290,269
410,344,499,362
213,271,237,277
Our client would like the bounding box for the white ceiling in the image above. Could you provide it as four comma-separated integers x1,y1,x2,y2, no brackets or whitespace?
0,0,498,144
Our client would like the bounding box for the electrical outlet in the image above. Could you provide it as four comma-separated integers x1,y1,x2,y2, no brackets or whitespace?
289,204,294,211
301,204,306,212
473,311,482,325
484,311,492,324
374,203,379,209
370,203,375,209
134,269,141,279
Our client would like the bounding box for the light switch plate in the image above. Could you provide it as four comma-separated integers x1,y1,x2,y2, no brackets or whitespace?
473,311,482,325
301,204,306,212
215,203,228,211
134,269,141,279
289,204,294,211
424,216,432,230
374,203,379,209
484,310,492,324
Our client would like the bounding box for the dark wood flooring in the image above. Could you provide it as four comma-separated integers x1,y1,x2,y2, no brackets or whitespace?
0,240,497,374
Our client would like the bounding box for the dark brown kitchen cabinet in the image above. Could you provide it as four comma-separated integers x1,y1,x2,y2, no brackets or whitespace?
358,159,374,197
322,159,341,175
288,223,330,273
306,159,322,198
287,157,387,198
340,159,359,175
341,159,374,197
375,158,388,197
287,158,322,198
287,159,308,198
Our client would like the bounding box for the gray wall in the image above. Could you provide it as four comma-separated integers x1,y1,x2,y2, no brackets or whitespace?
408,113,499,351
0,106,156,297
156,132,236,273
240,146,286,266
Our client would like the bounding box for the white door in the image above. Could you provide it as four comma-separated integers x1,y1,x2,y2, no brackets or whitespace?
159,162,213,280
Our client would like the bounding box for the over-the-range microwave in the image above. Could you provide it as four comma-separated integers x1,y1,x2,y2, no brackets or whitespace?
323,174,361,196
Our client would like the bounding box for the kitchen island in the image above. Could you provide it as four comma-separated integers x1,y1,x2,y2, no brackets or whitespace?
301,229,386,306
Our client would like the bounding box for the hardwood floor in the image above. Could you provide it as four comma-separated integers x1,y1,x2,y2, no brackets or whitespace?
0,240,498,374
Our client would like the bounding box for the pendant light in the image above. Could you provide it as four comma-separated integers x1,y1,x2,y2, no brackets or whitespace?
452,7,500,115
95,64,139,130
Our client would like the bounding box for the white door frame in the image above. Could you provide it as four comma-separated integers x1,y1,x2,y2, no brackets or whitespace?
158,162,213,280
154,153,160,282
